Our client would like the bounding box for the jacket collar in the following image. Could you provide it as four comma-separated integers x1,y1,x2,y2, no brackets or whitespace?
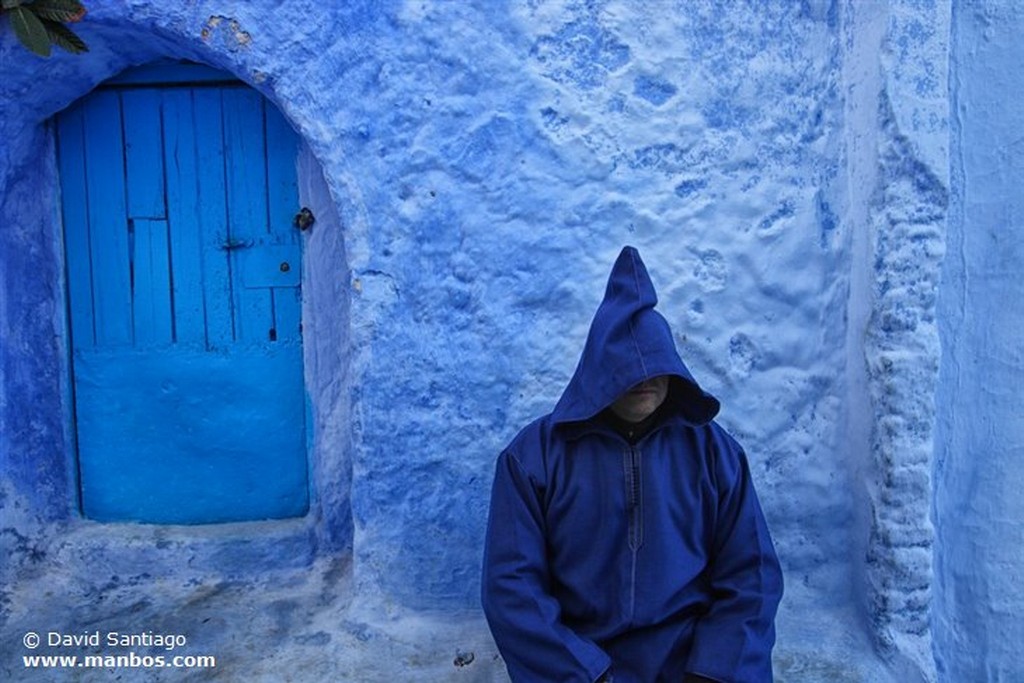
556,405,697,444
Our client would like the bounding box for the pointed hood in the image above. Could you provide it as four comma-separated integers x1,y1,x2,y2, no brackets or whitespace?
550,246,719,426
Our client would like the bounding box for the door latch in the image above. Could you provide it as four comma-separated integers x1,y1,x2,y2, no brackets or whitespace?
293,207,315,231
220,238,253,251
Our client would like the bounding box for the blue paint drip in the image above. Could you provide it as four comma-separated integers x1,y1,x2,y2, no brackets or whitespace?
816,191,837,247
633,75,678,106
674,178,709,198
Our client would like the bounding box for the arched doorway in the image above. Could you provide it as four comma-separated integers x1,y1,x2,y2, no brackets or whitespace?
56,61,309,524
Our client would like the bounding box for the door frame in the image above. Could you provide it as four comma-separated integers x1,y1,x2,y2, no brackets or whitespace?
58,59,313,524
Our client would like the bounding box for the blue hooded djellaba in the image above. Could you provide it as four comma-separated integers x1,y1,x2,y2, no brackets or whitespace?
482,247,783,682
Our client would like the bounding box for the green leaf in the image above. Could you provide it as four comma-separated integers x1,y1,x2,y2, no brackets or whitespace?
1,1,26,11
43,18,87,54
25,0,86,23
9,6,51,57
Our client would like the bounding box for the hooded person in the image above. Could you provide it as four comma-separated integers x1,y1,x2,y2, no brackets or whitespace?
481,246,783,682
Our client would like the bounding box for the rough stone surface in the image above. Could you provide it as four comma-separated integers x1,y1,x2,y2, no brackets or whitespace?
860,4,949,677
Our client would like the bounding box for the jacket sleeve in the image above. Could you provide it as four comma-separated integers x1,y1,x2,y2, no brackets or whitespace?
685,430,784,683
481,450,612,683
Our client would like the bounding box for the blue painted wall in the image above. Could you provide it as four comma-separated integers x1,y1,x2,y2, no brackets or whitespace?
0,1,1018,681
935,2,1024,680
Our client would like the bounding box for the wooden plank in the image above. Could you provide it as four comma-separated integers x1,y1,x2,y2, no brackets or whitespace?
162,88,206,345
56,102,96,348
121,89,166,219
235,285,274,344
222,88,268,240
272,287,302,343
238,245,300,288
192,88,234,347
82,91,132,347
262,103,302,344
131,218,173,346
222,87,272,343
264,104,300,243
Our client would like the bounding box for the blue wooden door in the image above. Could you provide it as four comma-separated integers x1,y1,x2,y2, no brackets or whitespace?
56,64,308,524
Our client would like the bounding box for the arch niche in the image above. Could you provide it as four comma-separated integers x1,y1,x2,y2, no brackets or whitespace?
0,19,352,561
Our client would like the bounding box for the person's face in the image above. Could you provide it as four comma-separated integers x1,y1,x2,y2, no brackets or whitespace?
610,376,670,423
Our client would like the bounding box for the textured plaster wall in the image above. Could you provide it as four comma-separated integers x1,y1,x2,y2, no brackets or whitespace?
934,2,1024,681
0,1,1013,681
857,2,948,678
